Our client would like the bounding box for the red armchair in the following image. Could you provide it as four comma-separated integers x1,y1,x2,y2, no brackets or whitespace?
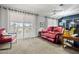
0,28,13,49
40,26,64,44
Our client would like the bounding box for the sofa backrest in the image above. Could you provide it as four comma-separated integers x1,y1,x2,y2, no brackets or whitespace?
53,26,64,33
41,26,64,33
46,27,53,31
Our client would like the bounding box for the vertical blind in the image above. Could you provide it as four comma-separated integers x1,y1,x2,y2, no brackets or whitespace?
8,10,37,39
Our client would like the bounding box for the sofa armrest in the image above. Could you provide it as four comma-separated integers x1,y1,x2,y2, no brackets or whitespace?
57,33,63,35
55,33,63,44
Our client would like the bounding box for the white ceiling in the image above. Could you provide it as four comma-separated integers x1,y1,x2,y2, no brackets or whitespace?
1,4,79,19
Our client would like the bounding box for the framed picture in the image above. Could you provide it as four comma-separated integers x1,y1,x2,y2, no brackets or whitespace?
40,22,45,27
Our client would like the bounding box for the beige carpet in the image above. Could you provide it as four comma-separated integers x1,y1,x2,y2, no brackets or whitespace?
0,37,79,54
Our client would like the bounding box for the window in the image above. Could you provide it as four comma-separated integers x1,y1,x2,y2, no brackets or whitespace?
48,19,58,27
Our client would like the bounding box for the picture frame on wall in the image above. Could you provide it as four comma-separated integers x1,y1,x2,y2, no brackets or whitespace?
40,22,45,27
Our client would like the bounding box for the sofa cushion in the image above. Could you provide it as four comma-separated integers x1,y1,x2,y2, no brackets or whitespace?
42,33,56,39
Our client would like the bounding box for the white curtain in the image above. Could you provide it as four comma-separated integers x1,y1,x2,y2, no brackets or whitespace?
8,10,24,39
24,14,36,38
8,10,37,39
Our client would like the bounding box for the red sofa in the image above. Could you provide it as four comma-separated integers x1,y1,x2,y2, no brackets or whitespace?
0,28,13,49
40,26,64,43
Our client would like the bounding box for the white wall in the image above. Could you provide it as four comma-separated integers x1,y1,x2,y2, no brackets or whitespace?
0,7,8,30
37,16,47,31
0,8,1,27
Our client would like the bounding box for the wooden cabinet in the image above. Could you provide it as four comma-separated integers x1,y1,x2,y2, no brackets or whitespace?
61,35,79,50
